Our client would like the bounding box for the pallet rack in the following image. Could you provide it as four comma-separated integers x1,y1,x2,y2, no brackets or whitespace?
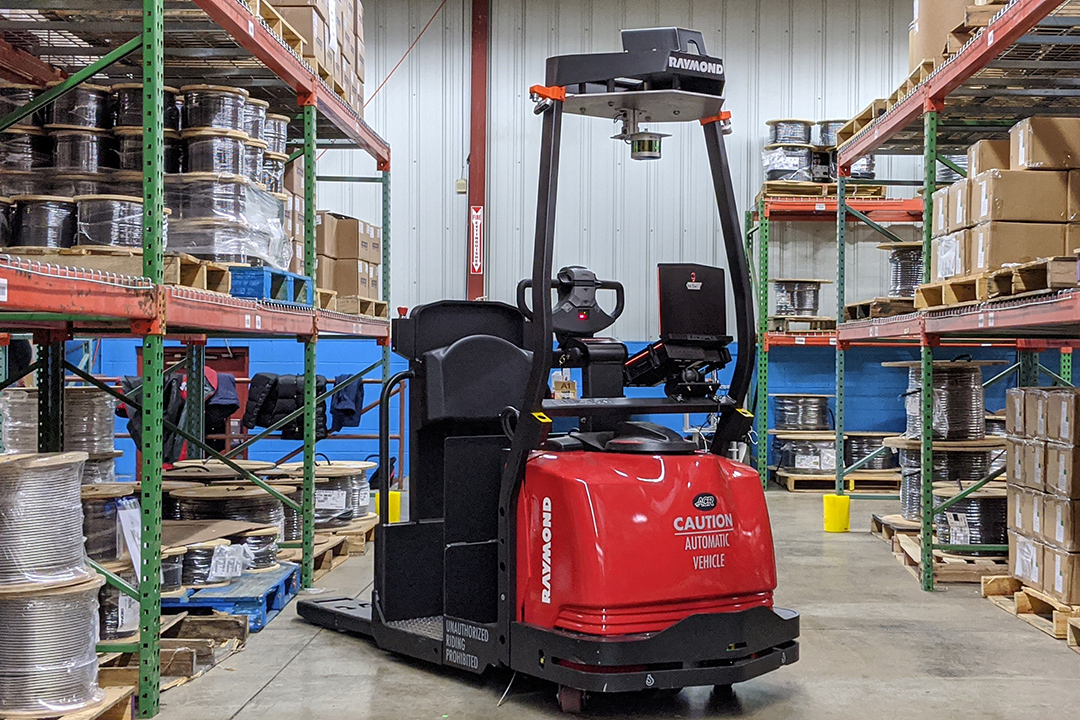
0,0,390,715
746,196,923,483
835,0,1080,591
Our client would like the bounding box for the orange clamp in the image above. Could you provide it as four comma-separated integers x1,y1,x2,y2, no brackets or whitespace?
530,85,566,102
700,110,732,126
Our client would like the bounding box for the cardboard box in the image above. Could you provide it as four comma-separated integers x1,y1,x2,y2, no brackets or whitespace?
972,169,1069,223
967,139,1010,177
315,211,339,258
1006,387,1025,436
1008,436,1026,486
1011,116,1080,170
288,241,303,274
359,221,382,264
332,257,368,296
1033,490,1047,542
970,221,1066,274
1068,171,1080,222
284,158,305,195
909,0,965,71
315,254,334,289
333,214,362,259
1027,388,1072,439
932,232,967,280
1043,495,1080,551
932,187,950,238
1010,530,1043,589
1024,439,1047,491
1046,442,1080,499
1044,545,1080,603
947,178,973,232
1047,390,1080,444
278,6,327,70
1010,485,1035,534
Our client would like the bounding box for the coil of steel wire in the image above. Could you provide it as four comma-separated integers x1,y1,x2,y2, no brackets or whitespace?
897,447,996,521
0,84,44,127
45,82,109,128
0,171,35,197
114,127,182,173
773,395,831,430
262,152,287,193
161,480,204,521
932,484,1007,556
164,172,247,221
763,143,813,182
181,85,248,132
109,83,180,132
49,128,114,174
888,247,924,298
986,415,1007,437
774,280,821,316
167,218,255,265
0,575,105,715
171,486,288,538
845,434,898,470
182,129,246,175
243,98,269,142
937,154,968,184
903,365,985,440
230,527,279,571
75,194,143,247
850,154,876,180
0,386,117,455
51,175,104,198
263,113,289,155
817,120,846,147
81,484,138,561
181,539,230,587
0,128,50,171
778,439,836,474
161,547,186,593
9,195,76,248
766,119,813,144
97,560,138,640
242,138,267,186
278,460,376,521
82,457,117,484
0,452,90,586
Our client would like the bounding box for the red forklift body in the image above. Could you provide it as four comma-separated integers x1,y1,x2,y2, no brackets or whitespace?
518,451,776,636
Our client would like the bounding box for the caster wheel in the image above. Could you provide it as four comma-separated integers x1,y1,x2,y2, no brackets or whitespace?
557,686,585,714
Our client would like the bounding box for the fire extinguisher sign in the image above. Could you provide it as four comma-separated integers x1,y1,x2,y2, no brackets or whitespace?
470,206,484,275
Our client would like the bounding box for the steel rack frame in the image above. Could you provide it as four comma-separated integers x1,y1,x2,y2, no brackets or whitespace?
835,0,1080,591
0,1,391,715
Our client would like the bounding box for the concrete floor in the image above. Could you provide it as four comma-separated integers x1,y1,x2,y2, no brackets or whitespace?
156,492,1080,720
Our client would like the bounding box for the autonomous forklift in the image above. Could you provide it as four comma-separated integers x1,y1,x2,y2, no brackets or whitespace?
298,27,799,712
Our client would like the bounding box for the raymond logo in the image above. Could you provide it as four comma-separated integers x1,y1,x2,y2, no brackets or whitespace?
693,493,717,511
686,271,702,291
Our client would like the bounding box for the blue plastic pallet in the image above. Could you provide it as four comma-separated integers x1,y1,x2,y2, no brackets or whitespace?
229,266,314,306
162,562,299,631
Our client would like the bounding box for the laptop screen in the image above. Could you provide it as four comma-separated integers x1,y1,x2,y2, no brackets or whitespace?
657,263,726,343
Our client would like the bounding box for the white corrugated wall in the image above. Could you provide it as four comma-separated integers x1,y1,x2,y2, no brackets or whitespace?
318,0,920,339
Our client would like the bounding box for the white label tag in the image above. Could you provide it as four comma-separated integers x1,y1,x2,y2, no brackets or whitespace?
947,512,971,545
315,489,347,511
1015,402,1023,431
208,545,245,581
1034,503,1042,534
1038,400,1047,436
1036,451,1045,486
795,455,820,470
117,498,142,575
1058,505,1066,543
117,593,139,634
1063,406,1071,440
1015,500,1022,529
1057,555,1064,593
980,182,989,218
0,278,8,302
978,234,986,268
955,194,964,224
1019,132,1027,166
820,448,836,472
1059,459,1068,493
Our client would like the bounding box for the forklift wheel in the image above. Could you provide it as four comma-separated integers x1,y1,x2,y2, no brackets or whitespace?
557,686,584,714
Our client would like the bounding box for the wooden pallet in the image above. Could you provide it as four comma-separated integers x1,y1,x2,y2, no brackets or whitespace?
1068,617,1080,656
316,287,338,311
337,295,389,319
98,614,248,692
844,296,915,321
4,246,230,293
886,60,936,108
768,315,836,333
96,610,189,653
893,533,1006,583
760,181,887,199
777,469,900,494
870,513,920,542
836,98,888,147
915,275,990,309
276,534,350,581
331,512,378,554
247,0,305,54
982,576,1080,639
1012,256,1078,294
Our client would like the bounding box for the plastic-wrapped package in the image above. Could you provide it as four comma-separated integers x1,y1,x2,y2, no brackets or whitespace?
114,127,182,173
851,154,876,180
181,85,248,132
183,129,245,174
110,83,181,131
903,365,985,440
161,546,186,592
243,138,267,186
82,456,117,484
97,559,138,639
229,527,279,570
264,113,289,155
49,128,115,174
0,451,90,586
44,82,109,128
75,194,143,247
0,197,10,247
263,152,287,193
0,386,117,454
10,195,76,248
0,84,45,128
50,175,104,198
244,98,269,142
778,439,835,475
766,119,812,145
763,143,813,182
0,574,105,715
0,170,36,197
181,538,231,587
172,485,286,539
817,120,846,148
81,484,139,561
0,128,51,171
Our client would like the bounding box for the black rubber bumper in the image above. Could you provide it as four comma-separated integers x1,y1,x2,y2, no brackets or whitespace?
296,596,374,637
509,606,799,693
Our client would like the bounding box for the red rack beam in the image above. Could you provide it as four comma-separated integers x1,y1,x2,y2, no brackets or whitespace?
764,332,837,348
837,0,1062,168
838,316,924,343
924,293,1080,336
0,261,155,321
761,198,924,223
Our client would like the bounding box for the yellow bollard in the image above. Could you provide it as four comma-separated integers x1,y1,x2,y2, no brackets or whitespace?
823,493,851,533
372,490,402,523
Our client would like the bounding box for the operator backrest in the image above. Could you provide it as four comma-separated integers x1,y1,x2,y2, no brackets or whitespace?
392,300,525,360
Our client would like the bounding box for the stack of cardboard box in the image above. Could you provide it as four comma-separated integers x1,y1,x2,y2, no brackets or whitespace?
908,0,1007,73
930,117,1080,284
1005,387,1080,604
275,0,365,110
315,211,382,304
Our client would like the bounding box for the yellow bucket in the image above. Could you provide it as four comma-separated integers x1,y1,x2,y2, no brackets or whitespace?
823,493,850,533
372,490,402,523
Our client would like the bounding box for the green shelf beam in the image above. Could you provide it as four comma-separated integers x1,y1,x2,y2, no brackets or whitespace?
919,110,939,593
755,197,769,485
835,176,847,496
302,103,318,590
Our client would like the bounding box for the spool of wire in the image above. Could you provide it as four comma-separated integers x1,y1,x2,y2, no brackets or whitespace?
0,575,105,715
0,386,117,454
888,246,924,298
937,154,969,184
82,457,117,484
774,280,821,316
182,129,247,175
243,98,269,142
44,82,109,128
109,83,181,132
81,484,138,561
243,138,267,186
48,127,114,174
114,127,182,173
986,415,1007,437
182,539,230,587
264,113,290,155
817,120,846,148
778,438,836,474
0,84,45,127
902,364,985,440
932,483,1007,555
845,434,898,470
229,527,279,571
773,395,832,430
850,154,876,180
0,196,11,246
161,547,186,593
274,484,302,541
0,171,35,197
896,445,1000,521
167,218,255,264
181,85,249,132
263,152,288,194
165,172,247,221
75,194,143,247
281,460,375,525
0,452,90,587
10,195,76,248
51,175,104,198
0,128,50,171
766,119,813,144
96,559,138,640
161,480,205,521
171,485,290,538
763,143,813,182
